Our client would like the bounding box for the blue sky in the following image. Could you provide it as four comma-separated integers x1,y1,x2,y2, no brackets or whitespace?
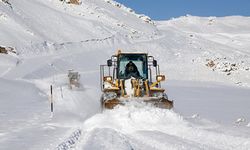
115,0,250,20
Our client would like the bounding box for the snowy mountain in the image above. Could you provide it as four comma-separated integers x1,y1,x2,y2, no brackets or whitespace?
0,0,250,150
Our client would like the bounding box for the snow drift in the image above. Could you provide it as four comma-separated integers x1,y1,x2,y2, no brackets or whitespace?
0,0,250,150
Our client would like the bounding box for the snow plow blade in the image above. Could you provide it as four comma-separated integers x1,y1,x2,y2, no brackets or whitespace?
102,97,173,109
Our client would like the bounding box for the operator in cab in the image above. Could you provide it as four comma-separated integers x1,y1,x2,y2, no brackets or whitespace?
125,61,141,78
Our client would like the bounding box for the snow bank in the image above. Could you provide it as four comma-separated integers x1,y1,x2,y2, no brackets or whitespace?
77,105,250,150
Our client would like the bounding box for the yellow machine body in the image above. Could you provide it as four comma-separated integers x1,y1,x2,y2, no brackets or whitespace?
100,51,173,109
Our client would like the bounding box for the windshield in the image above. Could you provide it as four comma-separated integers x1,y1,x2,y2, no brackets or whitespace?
117,54,148,79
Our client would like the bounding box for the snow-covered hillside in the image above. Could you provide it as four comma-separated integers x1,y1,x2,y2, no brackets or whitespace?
0,0,250,149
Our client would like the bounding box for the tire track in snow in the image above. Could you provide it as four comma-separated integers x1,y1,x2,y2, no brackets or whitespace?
57,129,82,150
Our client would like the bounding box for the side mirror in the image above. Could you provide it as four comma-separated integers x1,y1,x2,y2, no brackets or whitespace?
107,59,112,67
153,60,157,67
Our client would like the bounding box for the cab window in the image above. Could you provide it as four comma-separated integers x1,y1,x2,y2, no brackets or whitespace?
117,54,148,79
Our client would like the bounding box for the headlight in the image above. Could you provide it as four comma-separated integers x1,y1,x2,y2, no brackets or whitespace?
104,76,112,82
156,75,165,82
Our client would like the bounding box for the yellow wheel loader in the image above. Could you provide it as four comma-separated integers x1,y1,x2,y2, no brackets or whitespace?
100,50,173,109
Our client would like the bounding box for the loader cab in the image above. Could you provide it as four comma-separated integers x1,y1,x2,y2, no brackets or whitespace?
100,51,162,91
117,53,148,79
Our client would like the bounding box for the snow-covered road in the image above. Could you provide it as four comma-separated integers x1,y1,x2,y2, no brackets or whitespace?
58,103,250,150
1,0,250,149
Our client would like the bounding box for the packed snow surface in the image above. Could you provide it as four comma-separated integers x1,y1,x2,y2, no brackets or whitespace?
0,0,250,149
